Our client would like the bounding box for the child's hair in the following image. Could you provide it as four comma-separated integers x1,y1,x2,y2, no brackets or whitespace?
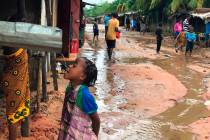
82,57,98,87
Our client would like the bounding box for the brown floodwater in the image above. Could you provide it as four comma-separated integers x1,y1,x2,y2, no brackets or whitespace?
84,26,210,140
123,46,210,139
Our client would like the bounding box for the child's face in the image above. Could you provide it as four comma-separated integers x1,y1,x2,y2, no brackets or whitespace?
64,58,86,82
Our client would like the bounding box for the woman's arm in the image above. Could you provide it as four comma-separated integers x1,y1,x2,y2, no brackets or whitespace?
90,112,100,137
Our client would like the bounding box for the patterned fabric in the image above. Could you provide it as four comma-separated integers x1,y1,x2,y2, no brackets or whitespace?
0,48,30,124
58,85,98,140
176,31,186,47
183,19,189,32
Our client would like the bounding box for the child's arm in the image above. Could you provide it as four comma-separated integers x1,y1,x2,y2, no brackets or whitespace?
90,112,100,137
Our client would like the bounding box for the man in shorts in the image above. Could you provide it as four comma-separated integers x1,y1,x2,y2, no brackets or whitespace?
106,13,119,61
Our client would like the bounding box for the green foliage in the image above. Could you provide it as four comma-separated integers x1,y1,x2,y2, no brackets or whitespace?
85,0,207,17
149,0,161,10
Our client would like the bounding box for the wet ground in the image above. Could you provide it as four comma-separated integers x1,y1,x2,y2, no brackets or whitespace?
1,24,210,140
84,24,210,140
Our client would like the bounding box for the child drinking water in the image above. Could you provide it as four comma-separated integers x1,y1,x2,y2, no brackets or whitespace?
58,57,100,140
185,26,196,56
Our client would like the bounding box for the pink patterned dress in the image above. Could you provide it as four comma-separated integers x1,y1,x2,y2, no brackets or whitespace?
58,85,98,140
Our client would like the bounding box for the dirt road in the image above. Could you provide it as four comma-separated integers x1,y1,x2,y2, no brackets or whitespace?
1,24,210,140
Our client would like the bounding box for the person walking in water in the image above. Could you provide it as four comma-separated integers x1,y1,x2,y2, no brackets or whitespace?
106,13,119,61
174,19,182,38
93,18,99,47
183,16,190,32
58,57,100,140
185,26,196,56
155,23,163,54
104,14,110,38
175,30,186,53
125,16,130,31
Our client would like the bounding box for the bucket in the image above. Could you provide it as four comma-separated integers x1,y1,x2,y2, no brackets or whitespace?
70,39,79,53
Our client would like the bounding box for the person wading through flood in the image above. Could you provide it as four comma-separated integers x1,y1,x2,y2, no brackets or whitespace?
175,29,186,53
104,14,110,38
185,25,197,56
93,18,99,47
125,16,130,31
58,57,100,140
155,23,163,54
106,13,119,61
0,0,30,140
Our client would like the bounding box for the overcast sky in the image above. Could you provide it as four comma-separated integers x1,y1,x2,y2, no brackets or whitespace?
83,0,115,5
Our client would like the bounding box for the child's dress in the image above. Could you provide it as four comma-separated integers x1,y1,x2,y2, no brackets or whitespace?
176,31,186,48
58,85,98,140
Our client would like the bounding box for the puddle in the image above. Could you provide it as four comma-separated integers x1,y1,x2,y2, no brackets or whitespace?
119,52,210,139
82,26,210,140
122,57,150,64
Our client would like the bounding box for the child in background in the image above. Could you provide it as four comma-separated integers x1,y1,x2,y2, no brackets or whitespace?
93,19,99,47
155,23,163,54
58,57,100,140
185,26,196,56
175,30,186,53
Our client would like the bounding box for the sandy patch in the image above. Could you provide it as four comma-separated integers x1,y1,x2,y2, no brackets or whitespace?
189,117,210,140
111,63,187,117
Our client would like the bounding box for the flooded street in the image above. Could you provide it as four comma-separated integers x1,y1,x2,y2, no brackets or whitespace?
1,24,210,140
84,24,210,140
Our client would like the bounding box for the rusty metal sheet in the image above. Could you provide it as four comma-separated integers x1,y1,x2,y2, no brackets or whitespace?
0,21,62,52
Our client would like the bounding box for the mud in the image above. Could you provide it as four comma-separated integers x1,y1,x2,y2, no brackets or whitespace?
1,24,210,140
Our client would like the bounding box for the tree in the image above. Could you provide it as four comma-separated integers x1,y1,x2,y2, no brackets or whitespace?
85,0,208,18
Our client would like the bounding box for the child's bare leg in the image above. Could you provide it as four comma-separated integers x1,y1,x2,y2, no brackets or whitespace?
9,123,17,140
21,117,29,137
180,46,183,52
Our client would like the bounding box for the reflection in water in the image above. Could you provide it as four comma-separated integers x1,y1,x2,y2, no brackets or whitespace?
83,25,209,140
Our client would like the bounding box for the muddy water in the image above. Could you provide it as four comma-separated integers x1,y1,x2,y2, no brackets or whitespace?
152,56,210,139
84,25,210,139
123,50,210,139
81,47,164,140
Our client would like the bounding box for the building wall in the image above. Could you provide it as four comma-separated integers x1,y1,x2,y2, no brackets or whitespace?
0,0,42,91
0,0,41,23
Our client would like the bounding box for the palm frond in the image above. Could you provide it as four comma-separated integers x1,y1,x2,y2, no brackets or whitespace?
149,0,161,10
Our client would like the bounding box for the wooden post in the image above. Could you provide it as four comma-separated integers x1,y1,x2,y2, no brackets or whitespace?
45,0,52,26
42,55,48,102
52,0,58,27
36,57,42,112
51,0,58,91
51,53,58,91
